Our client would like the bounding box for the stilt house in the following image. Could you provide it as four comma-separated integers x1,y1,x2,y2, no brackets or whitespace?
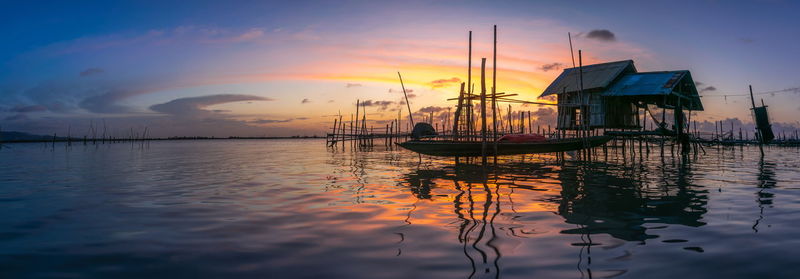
540,60,704,133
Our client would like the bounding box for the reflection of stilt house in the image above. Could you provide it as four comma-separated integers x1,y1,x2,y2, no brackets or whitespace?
540,60,704,135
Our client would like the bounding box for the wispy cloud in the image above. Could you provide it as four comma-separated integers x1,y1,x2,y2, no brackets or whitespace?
250,118,294,124
539,62,564,72
79,68,104,77
429,77,461,88
3,114,28,121
360,99,395,111
388,88,414,93
9,105,48,113
150,94,272,117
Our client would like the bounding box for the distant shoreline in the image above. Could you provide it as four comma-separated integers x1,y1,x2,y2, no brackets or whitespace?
0,136,324,144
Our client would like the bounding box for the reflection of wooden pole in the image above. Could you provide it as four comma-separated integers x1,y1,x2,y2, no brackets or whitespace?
492,25,498,141
398,72,414,126
480,58,488,158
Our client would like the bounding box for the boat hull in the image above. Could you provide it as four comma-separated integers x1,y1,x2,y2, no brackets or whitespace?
395,136,613,157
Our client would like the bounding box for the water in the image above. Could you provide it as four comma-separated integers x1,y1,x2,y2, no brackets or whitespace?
1,140,799,278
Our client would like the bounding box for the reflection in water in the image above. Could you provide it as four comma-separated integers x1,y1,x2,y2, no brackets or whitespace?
398,155,710,278
558,160,707,242
403,163,503,278
753,156,776,232
2,140,798,278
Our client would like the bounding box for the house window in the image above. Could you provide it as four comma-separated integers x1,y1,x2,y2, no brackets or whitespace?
573,108,581,128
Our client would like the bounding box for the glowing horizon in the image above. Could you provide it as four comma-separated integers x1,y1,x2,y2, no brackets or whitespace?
2,1,799,137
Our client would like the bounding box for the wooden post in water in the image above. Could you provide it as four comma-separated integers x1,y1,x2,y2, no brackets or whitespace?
577,50,589,159
480,58,488,158
341,122,346,148
507,105,513,134
492,25,498,141
453,83,466,141
355,100,360,141
337,115,343,144
330,118,338,145
467,30,472,141
528,111,532,135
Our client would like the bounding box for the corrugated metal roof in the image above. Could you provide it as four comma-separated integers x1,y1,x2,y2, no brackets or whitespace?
540,60,635,97
603,71,686,96
603,71,704,110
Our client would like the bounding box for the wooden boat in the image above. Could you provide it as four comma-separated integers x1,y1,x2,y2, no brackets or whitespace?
396,135,613,157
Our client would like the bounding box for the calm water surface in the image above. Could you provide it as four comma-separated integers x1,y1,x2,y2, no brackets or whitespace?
1,139,799,278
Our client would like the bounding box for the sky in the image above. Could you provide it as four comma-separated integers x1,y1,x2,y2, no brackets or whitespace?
2,0,799,137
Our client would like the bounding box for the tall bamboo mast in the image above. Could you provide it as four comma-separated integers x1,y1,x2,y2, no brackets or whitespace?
466,31,473,141
480,58,488,157
492,25,498,141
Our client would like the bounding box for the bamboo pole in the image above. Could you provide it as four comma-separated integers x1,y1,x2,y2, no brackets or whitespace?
330,118,338,144
492,25,498,141
468,84,474,141
362,114,367,146
507,105,513,134
480,58,488,158
467,31,472,140
338,115,343,143
578,50,589,149
453,83,466,141
102,119,107,144
355,100,360,139
527,111,532,135
398,72,414,126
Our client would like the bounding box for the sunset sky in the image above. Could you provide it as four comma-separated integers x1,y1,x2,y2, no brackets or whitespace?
2,0,799,137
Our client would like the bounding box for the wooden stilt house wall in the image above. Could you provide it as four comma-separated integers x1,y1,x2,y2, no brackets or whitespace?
541,60,704,134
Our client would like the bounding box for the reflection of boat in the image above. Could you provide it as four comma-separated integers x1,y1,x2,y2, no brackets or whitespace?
396,135,613,157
